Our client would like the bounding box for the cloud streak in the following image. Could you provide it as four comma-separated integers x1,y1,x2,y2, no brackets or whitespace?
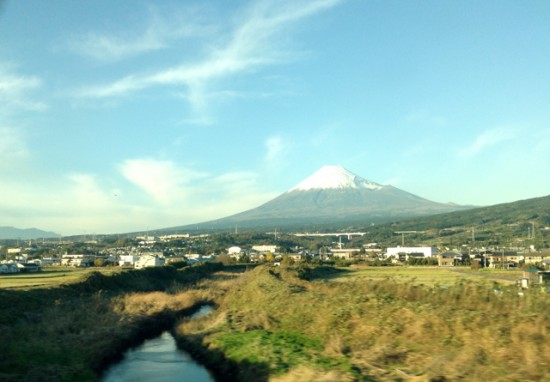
0,65,47,114
458,127,517,158
68,6,211,62
0,127,29,167
78,0,341,117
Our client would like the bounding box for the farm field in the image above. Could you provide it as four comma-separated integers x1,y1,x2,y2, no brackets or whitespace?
327,265,523,286
0,266,125,290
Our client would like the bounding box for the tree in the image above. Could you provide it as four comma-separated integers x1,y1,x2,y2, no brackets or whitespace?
281,255,294,267
216,253,233,266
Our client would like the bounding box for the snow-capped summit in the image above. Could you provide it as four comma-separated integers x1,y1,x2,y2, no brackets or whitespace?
289,165,383,192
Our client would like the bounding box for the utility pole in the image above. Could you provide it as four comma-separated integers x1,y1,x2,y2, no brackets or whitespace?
395,231,417,246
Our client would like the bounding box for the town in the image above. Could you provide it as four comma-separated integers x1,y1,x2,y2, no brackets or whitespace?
2,226,550,282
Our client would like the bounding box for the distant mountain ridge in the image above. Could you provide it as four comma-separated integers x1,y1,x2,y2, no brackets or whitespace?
168,165,471,232
0,226,61,240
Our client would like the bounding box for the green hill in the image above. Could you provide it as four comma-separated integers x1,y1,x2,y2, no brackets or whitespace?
363,194,550,248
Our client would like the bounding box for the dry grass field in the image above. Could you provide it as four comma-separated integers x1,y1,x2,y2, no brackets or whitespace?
0,264,224,381
2,264,544,381
175,264,550,381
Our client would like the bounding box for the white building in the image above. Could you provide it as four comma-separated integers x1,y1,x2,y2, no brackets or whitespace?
227,246,242,256
159,234,190,242
136,235,158,245
385,247,439,259
134,253,165,269
252,245,278,253
119,254,140,267
61,254,95,267
185,254,214,264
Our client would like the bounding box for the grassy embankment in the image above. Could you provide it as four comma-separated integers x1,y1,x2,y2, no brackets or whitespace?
0,263,227,382
175,265,550,382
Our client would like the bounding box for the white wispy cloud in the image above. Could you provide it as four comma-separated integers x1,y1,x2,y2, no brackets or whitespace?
458,127,518,158
265,136,285,163
78,0,341,117
69,31,166,62
119,158,205,204
68,6,210,62
0,65,47,114
0,126,29,167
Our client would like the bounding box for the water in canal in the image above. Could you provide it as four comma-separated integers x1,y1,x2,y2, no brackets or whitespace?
103,306,215,382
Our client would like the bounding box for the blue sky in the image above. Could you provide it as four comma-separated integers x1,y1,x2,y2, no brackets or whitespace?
1,0,549,235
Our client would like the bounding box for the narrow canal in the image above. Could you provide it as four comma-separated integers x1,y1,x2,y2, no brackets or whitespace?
103,305,215,382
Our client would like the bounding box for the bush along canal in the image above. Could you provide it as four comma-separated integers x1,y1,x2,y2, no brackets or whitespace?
103,305,215,382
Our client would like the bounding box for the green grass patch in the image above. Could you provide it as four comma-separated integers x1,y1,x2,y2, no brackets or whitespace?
211,329,352,376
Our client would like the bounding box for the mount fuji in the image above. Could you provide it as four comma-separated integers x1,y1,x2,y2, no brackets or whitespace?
171,165,470,231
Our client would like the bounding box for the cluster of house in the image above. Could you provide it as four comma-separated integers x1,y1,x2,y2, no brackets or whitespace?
382,246,550,268
224,244,550,269
3,236,550,274
519,268,550,289
0,247,50,274
0,262,42,274
0,246,214,273
59,252,213,269
135,233,207,246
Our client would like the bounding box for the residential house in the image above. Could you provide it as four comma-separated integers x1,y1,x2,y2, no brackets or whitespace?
487,251,522,268
61,254,95,267
330,248,360,260
287,253,302,262
385,247,439,259
438,252,459,266
165,256,186,265
0,263,19,274
16,263,41,273
520,269,550,288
